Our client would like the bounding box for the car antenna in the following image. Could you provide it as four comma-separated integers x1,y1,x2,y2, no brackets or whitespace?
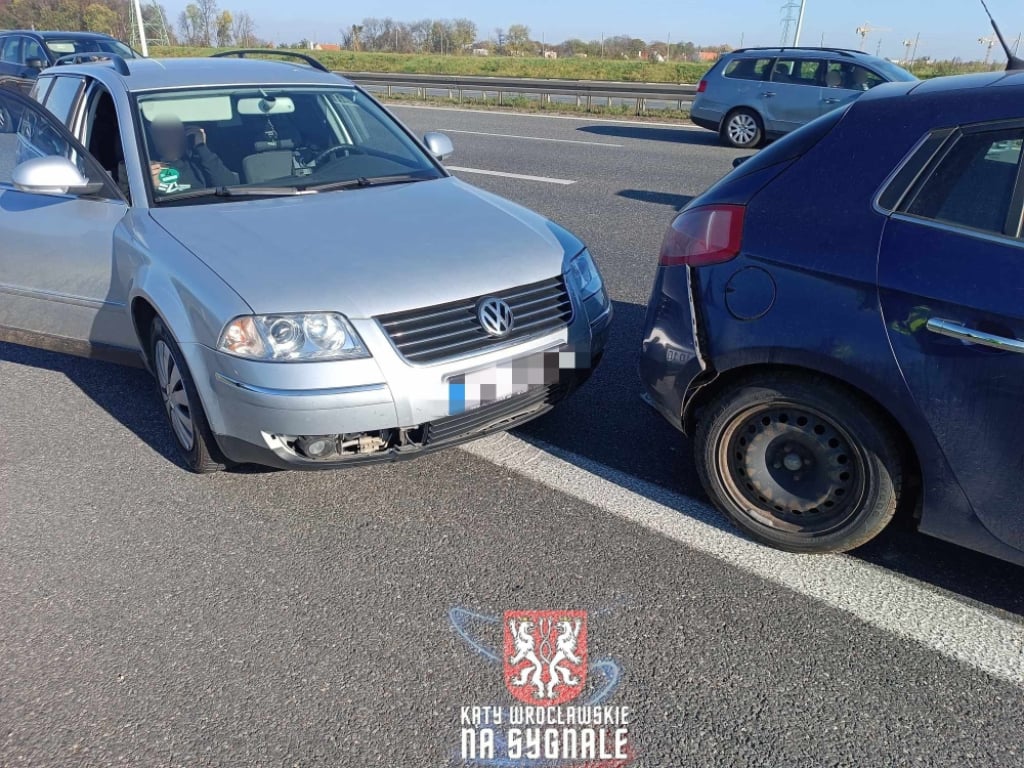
979,0,1024,70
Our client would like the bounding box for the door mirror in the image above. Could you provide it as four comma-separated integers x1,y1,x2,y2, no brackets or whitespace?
423,131,454,160
25,57,45,70
12,156,103,196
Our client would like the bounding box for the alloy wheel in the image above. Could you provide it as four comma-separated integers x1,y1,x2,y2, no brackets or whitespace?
727,113,758,146
154,339,195,452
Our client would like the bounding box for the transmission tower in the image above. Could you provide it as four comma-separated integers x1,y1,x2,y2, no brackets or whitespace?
780,1,800,46
128,1,171,53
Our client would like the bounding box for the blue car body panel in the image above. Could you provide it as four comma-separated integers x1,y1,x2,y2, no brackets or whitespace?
641,72,1024,565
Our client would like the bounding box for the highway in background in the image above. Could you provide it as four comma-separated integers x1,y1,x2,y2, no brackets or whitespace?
1,106,1022,767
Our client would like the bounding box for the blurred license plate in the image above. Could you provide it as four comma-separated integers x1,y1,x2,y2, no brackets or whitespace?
447,350,561,415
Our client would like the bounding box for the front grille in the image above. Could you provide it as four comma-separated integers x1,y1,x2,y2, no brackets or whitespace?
422,385,566,446
376,276,573,364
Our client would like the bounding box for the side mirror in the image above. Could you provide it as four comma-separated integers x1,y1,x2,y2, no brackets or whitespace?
423,131,454,160
25,57,45,70
12,156,102,196
732,155,752,168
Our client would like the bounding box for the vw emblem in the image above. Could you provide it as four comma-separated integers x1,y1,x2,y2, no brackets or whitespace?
477,297,515,338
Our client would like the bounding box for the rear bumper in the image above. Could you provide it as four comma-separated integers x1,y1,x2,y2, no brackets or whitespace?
690,114,721,133
639,266,707,433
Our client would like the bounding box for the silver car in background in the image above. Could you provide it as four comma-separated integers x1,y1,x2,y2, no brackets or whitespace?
691,46,916,148
0,52,611,472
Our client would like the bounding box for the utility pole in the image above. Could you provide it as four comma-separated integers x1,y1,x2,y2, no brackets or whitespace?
131,0,148,56
794,0,806,47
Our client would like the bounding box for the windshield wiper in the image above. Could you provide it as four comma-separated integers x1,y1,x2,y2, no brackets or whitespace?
156,185,315,202
300,173,436,193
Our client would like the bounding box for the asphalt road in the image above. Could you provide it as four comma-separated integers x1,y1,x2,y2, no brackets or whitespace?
1,106,1023,767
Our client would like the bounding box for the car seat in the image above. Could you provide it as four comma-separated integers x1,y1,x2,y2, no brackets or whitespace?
242,141,295,183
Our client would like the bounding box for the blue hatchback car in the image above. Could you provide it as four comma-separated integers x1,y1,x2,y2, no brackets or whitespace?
641,70,1024,566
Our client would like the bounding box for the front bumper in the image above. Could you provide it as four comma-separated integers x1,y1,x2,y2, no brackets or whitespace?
181,287,612,469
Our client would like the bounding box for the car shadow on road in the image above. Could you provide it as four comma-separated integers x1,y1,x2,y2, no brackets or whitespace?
577,124,724,146
514,300,1024,617
616,190,693,210
0,340,185,467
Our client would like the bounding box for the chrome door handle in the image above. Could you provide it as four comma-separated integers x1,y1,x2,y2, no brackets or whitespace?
762,91,776,98
823,97,841,104
926,318,1024,353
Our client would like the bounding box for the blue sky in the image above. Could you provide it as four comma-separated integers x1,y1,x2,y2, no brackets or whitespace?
188,0,1024,61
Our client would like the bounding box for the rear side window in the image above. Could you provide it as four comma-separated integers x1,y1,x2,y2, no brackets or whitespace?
1,36,21,64
903,127,1024,236
772,58,824,86
723,58,773,81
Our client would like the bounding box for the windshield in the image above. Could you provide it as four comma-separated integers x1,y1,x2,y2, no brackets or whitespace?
45,38,137,58
136,85,444,203
863,57,918,83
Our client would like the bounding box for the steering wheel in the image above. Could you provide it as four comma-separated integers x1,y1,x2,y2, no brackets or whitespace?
310,145,365,166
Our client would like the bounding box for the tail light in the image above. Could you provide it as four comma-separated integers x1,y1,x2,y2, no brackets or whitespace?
658,205,745,267
697,79,708,93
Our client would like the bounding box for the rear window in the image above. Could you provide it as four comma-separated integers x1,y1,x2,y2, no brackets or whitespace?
902,127,1024,236
723,57,773,81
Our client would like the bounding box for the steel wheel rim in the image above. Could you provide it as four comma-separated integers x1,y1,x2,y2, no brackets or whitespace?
155,340,195,452
717,402,867,535
728,114,757,145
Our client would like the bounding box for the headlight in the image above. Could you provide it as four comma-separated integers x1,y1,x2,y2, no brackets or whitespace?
567,249,603,299
218,312,369,361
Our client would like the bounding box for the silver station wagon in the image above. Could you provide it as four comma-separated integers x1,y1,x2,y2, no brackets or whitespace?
0,51,611,472
691,46,916,148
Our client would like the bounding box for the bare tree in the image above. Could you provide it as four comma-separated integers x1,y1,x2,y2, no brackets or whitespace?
195,0,218,46
232,11,257,47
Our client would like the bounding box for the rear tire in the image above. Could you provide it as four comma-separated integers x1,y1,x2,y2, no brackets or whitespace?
694,373,902,553
149,317,225,474
720,108,764,149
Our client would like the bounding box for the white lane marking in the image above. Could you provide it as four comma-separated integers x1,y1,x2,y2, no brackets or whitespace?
445,166,576,185
461,433,1024,688
440,128,622,148
390,103,703,129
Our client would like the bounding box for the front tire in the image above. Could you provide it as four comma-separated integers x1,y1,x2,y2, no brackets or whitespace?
694,374,902,553
720,108,764,149
150,317,225,474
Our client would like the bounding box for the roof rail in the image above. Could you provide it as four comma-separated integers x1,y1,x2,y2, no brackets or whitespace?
53,52,131,75
210,49,330,73
732,46,862,58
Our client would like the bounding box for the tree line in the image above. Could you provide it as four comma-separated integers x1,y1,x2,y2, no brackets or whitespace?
0,0,735,61
330,18,720,61
0,0,263,48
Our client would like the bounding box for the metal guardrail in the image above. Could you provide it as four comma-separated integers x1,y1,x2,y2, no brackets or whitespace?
340,72,699,114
